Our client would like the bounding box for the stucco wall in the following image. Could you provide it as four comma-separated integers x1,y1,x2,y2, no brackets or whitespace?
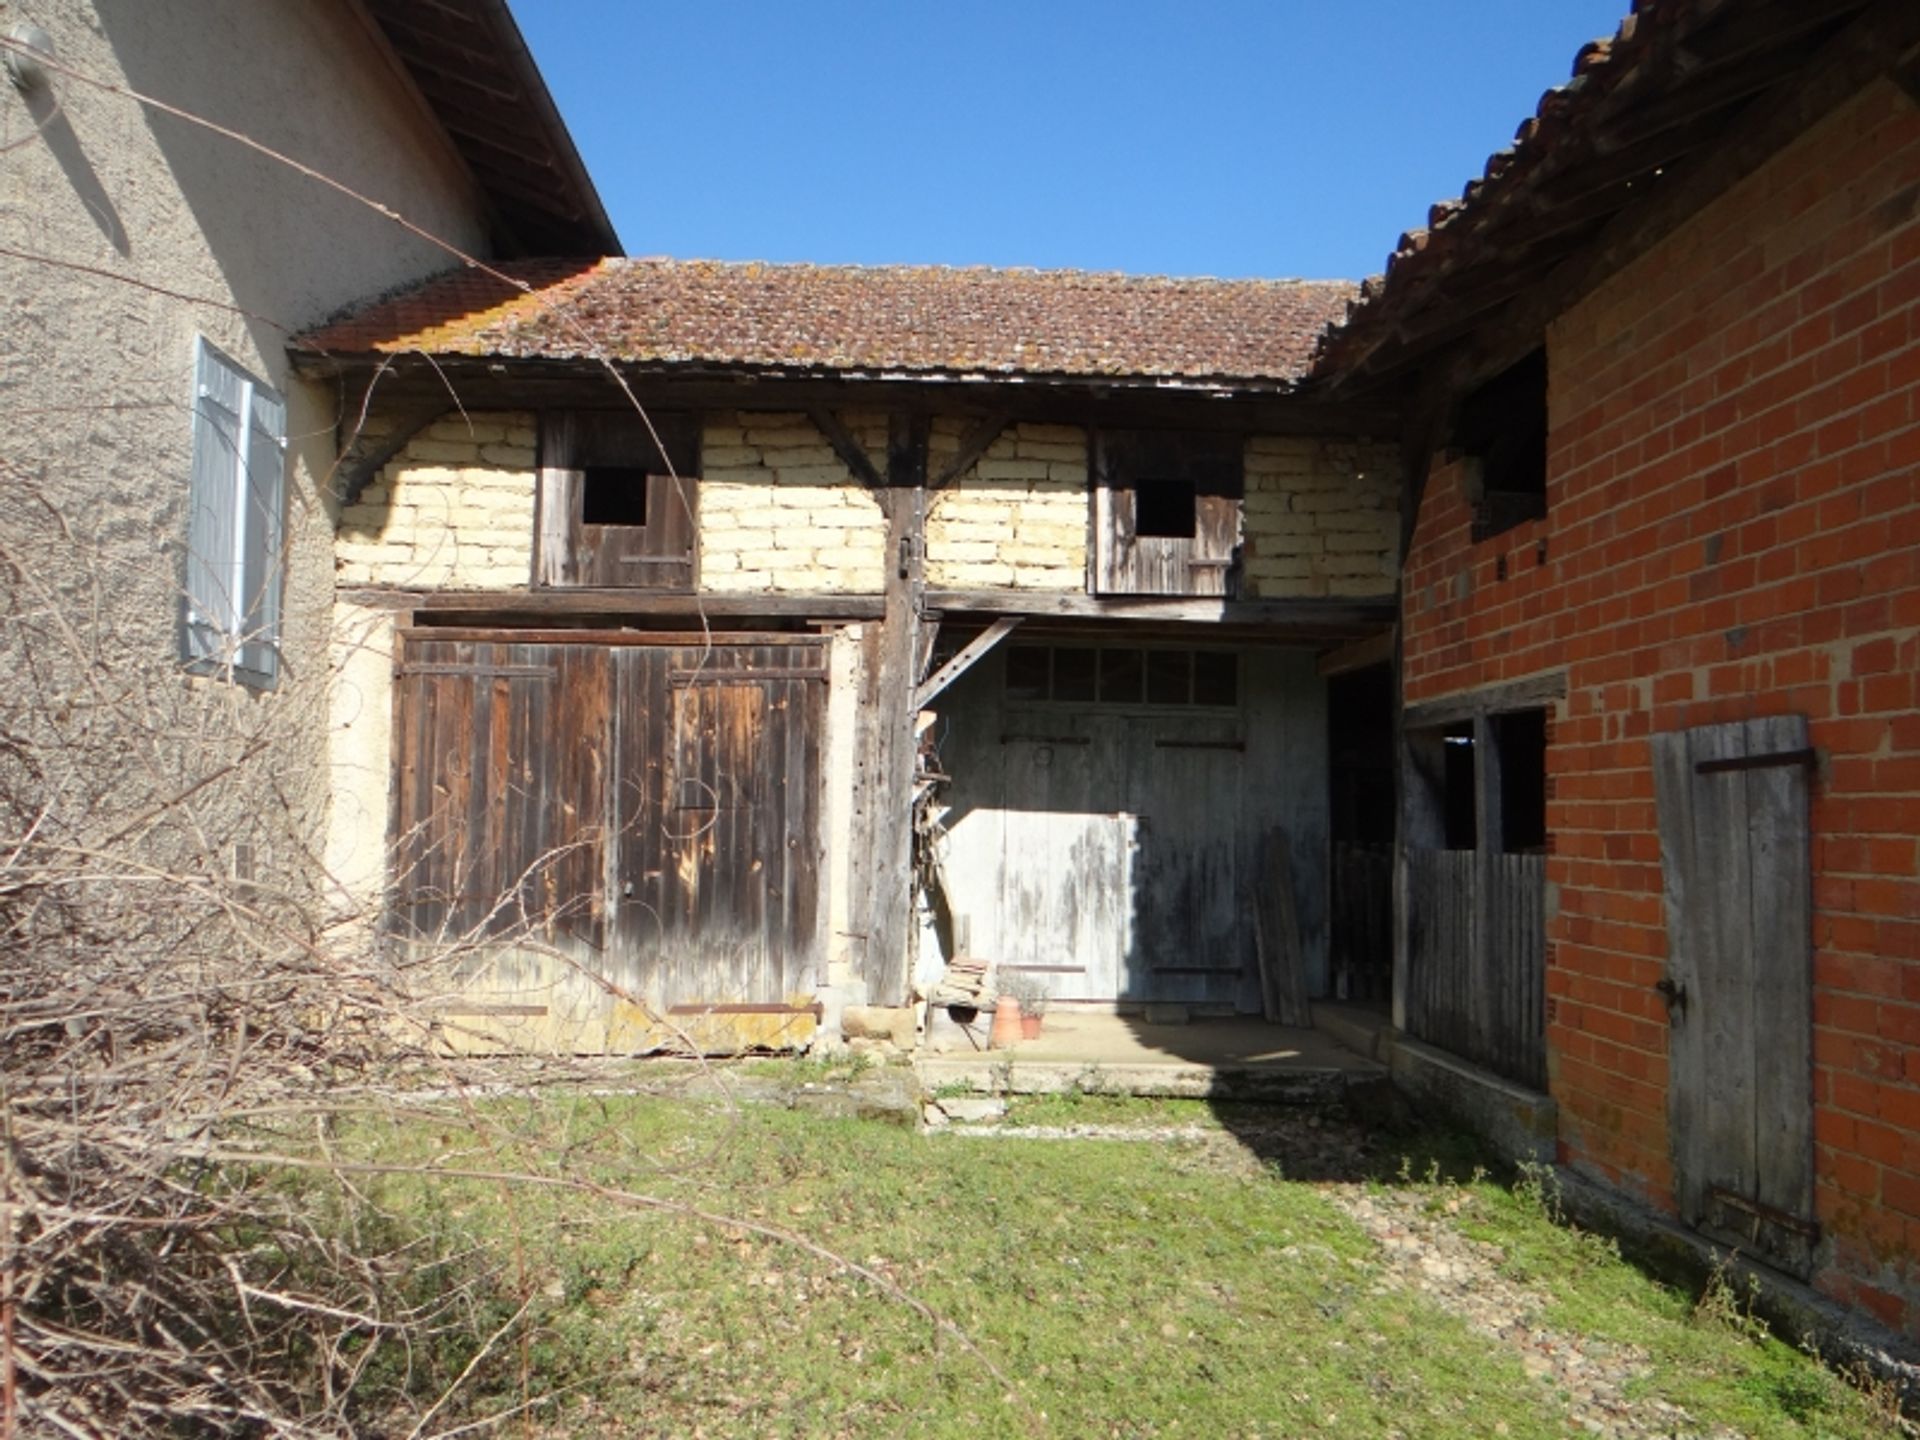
336,415,538,588
925,422,1088,590
698,410,891,593
1240,437,1401,600
1,0,494,907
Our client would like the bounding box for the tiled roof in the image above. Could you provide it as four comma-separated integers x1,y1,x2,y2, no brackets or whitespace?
1311,0,1881,384
298,258,1356,387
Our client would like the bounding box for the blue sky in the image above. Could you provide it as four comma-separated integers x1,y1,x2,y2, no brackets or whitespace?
517,2,1630,280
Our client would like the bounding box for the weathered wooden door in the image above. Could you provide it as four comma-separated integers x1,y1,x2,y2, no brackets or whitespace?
391,634,825,1050
1651,715,1815,1275
972,728,1132,1002
1125,722,1250,1007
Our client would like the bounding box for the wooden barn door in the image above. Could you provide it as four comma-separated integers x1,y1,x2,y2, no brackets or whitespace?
631,645,827,1008
390,639,610,949
391,634,825,1049
1651,715,1816,1275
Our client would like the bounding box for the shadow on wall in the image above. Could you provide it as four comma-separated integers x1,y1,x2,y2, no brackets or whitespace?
95,0,470,360
17,48,130,255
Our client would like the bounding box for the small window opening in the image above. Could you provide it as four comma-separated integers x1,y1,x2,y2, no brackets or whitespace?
1052,647,1097,703
581,466,651,526
1496,708,1548,854
1134,479,1198,538
1442,724,1477,850
1454,348,1547,541
1146,650,1192,706
1004,645,1050,702
1192,652,1238,708
1098,648,1144,704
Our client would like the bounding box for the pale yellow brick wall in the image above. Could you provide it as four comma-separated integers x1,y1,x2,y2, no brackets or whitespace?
698,411,889,593
335,413,536,589
925,422,1088,590
1240,437,1400,599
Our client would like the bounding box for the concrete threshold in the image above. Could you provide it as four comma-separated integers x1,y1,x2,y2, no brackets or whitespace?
915,1011,1386,1101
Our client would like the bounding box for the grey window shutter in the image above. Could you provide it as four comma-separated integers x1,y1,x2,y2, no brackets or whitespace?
182,338,285,686
239,383,287,683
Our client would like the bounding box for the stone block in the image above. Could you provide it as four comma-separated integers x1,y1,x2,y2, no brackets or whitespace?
1015,441,1087,463
400,439,483,464
842,1005,918,1050
1324,531,1390,553
701,445,762,469
932,540,999,563
774,464,859,488
936,1096,1008,1124
1016,422,1085,445
973,458,1051,482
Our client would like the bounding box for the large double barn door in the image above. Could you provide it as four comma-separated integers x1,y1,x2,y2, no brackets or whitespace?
391,632,825,1048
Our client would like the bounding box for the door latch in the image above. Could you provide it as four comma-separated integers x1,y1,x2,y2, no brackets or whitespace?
1653,975,1687,1016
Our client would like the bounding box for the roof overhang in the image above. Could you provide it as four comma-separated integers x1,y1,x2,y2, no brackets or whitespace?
358,0,619,256
1314,0,1920,400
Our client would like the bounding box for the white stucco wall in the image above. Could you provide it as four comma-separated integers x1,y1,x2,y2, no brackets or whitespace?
0,0,495,909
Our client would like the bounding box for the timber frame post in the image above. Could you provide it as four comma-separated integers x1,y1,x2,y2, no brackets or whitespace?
851,411,930,1005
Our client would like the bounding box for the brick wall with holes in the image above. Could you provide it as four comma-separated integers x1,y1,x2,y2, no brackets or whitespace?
1401,81,1920,1334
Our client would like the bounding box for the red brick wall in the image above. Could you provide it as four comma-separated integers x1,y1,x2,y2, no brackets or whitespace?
1401,80,1920,1334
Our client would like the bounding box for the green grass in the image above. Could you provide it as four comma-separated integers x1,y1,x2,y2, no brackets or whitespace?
324,1083,1901,1438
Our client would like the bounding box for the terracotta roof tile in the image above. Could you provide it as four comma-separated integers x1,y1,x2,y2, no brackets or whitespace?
1310,0,1879,382
299,258,1356,387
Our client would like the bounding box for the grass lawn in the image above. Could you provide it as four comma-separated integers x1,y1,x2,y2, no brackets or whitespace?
329,1068,1902,1438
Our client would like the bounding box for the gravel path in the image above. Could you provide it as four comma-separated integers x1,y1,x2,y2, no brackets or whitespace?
1323,1184,1733,1439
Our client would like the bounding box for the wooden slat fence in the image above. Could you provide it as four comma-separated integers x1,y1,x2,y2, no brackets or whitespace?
1405,848,1546,1089
1330,841,1393,1002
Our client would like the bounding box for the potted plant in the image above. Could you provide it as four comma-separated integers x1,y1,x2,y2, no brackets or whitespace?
1001,972,1049,1041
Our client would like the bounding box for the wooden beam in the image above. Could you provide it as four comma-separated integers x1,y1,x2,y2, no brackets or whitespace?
1317,629,1396,677
926,587,1395,632
913,616,1023,709
1403,670,1567,730
851,412,930,1005
808,408,887,490
331,402,445,502
928,411,1012,490
344,587,885,621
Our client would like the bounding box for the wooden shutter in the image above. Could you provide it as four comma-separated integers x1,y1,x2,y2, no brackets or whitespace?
184,339,245,665
183,339,284,686
1092,429,1241,596
536,411,697,589
239,383,286,682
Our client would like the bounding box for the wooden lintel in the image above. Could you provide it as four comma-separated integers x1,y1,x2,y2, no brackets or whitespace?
929,411,1013,490
332,402,446,502
913,616,1023,709
397,627,825,649
925,587,1395,633
344,587,887,622
807,408,886,489
1317,628,1396,677
1403,670,1568,730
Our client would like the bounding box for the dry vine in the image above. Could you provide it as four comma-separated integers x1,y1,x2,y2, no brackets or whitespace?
0,474,1009,1438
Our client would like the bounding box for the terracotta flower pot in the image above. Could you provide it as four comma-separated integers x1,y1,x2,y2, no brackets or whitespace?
989,996,1023,1049
1019,1010,1043,1041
